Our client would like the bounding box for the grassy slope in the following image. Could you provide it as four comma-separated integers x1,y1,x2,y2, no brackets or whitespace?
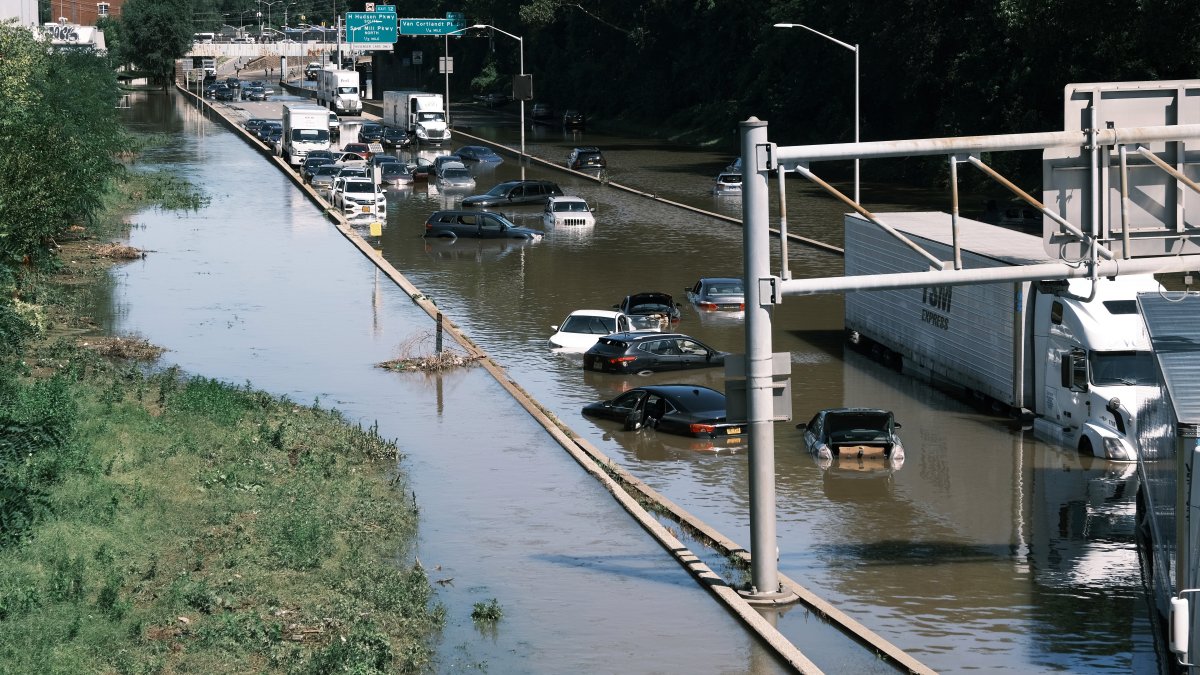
0,159,443,674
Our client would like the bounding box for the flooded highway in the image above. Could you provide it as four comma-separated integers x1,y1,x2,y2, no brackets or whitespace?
103,88,1167,673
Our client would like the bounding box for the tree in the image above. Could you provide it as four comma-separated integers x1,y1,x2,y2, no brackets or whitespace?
118,0,193,86
0,22,126,273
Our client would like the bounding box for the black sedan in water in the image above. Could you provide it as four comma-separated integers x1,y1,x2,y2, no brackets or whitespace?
582,384,745,438
582,332,726,374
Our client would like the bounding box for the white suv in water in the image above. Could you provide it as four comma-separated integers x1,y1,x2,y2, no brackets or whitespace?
329,177,385,215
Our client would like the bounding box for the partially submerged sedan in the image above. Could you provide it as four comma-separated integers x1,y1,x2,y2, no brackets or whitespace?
582,332,726,374
685,277,745,311
796,408,905,464
582,385,745,439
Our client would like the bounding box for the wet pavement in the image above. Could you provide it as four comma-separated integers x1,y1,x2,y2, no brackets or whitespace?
102,87,1169,673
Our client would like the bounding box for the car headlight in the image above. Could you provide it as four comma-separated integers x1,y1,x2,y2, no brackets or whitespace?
1103,437,1134,461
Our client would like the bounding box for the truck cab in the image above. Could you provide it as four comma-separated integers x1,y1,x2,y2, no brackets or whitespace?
1032,275,1162,461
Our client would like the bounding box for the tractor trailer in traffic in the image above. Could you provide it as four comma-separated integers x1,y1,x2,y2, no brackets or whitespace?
843,211,1163,462
382,91,450,146
316,69,362,116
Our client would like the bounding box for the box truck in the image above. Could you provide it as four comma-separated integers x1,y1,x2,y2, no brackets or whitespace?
281,103,331,165
843,211,1162,462
316,69,361,115
382,91,450,146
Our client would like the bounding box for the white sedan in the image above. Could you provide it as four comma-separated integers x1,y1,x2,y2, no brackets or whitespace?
548,309,654,352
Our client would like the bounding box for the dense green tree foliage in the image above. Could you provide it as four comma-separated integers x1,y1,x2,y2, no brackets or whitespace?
119,0,194,84
0,23,126,275
407,0,1200,149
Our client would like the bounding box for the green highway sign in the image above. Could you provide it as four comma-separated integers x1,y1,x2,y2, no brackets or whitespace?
346,11,397,43
399,18,467,36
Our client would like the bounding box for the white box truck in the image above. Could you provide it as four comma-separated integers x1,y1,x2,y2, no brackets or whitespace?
316,69,361,115
281,103,331,166
382,91,450,146
843,211,1162,462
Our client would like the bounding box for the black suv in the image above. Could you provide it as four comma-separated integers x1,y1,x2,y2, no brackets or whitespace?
462,180,564,207
358,122,384,144
562,110,585,129
380,126,410,149
423,210,544,239
567,146,606,170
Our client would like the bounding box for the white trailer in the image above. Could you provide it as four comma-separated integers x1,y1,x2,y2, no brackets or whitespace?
316,69,361,115
843,211,1162,461
382,90,450,146
281,103,331,166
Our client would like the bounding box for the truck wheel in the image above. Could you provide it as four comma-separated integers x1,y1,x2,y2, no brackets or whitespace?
1078,437,1096,457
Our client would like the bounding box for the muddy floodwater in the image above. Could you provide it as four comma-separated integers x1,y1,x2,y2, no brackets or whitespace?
101,89,1168,673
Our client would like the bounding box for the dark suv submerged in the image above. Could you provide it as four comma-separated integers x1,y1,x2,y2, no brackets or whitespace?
461,180,564,207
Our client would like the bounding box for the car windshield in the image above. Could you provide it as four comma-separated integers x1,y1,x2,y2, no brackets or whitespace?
417,112,444,122
553,201,588,213
1090,350,1158,386
705,282,744,295
336,86,357,95
345,182,375,194
825,411,893,436
484,183,516,197
315,166,340,175
561,315,617,335
292,129,329,141
443,169,471,179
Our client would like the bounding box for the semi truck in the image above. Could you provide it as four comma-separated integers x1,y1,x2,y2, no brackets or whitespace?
843,211,1163,462
281,103,331,166
382,91,450,146
316,69,361,115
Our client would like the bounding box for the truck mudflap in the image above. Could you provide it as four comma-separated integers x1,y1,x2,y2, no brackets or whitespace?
1080,421,1137,462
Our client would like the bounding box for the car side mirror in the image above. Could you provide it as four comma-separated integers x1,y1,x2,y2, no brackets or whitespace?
795,423,808,430
550,325,559,331
894,422,902,430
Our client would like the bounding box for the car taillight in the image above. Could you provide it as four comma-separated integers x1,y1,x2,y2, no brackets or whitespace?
690,423,716,434
698,302,717,310
738,303,745,310
609,356,637,364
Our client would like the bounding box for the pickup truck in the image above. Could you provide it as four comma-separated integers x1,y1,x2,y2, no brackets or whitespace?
423,210,544,239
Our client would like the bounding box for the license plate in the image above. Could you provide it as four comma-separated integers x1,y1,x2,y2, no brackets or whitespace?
591,361,603,371
725,427,741,435
360,206,371,213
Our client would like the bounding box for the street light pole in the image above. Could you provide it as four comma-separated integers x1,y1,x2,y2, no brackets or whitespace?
773,22,860,203
447,24,526,178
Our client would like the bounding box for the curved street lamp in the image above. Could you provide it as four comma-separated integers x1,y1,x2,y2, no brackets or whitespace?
773,22,860,203
447,23,526,178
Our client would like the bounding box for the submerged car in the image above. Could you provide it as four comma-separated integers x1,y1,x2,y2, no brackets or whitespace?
615,292,682,324
567,146,606,170
796,408,905,463
436,161,476,191
423,210,543,239
543,195,595,227
380,126,410,149
357,122,384,144
380,162,413,186
582,332,726,374
329,176,386,215
462,180,564,207
562,109,586,129
581,384,745,439
309,164,342,191
685,277,745,311
548,309,656,352
713,172,742,195
455,145,504,163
